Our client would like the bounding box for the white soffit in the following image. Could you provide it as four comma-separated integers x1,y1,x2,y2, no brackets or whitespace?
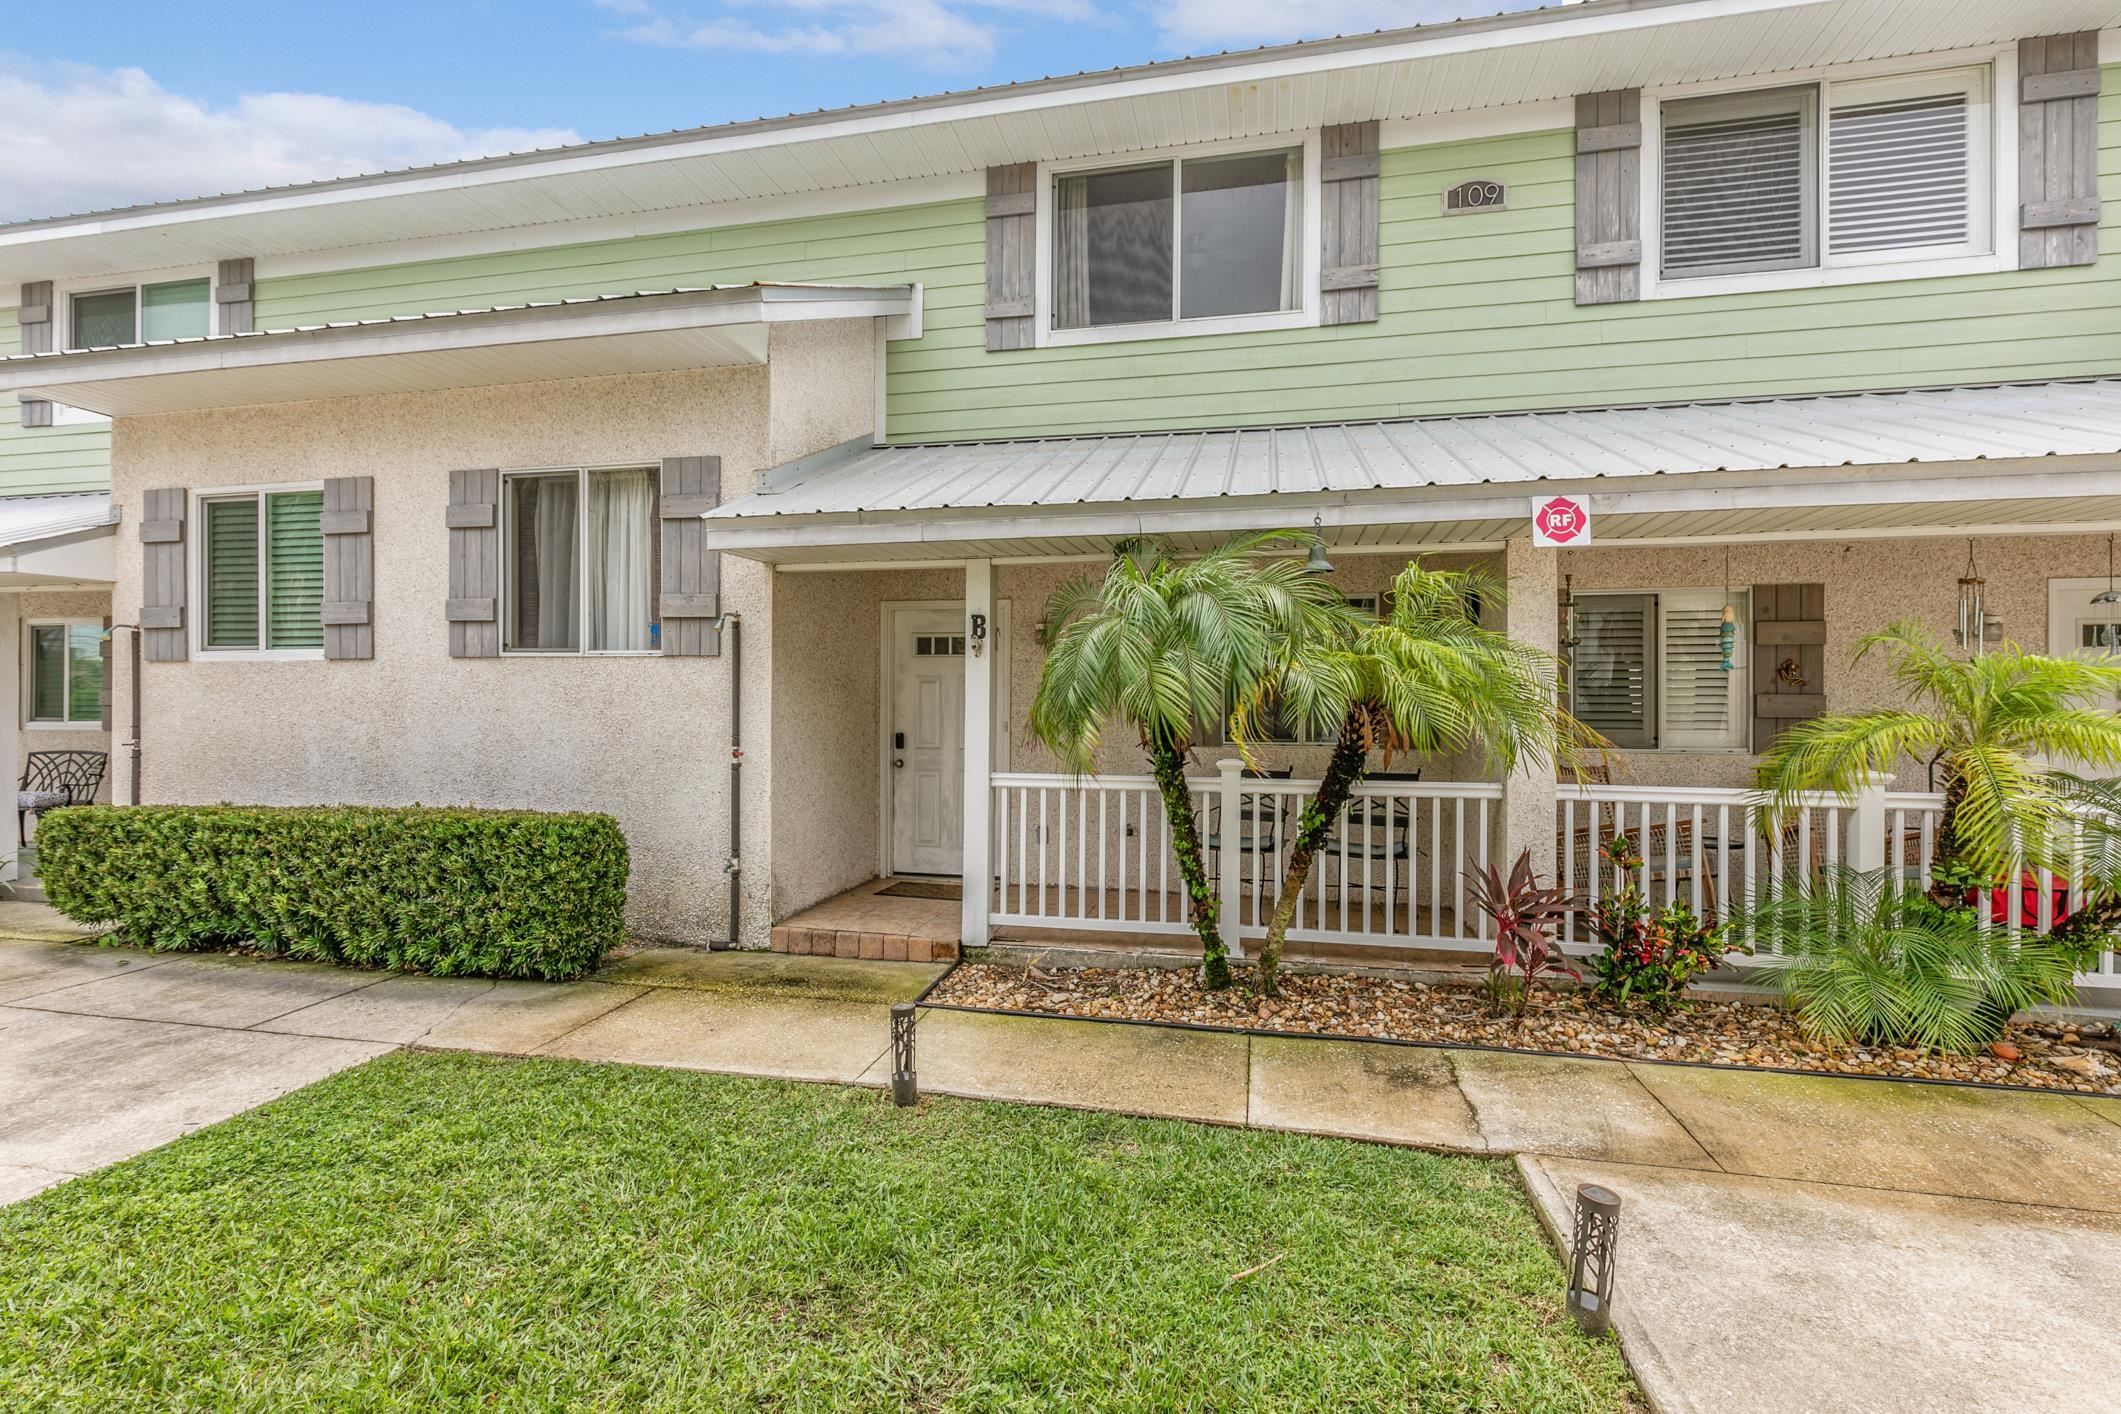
3,0,2118,282
0,284,912,417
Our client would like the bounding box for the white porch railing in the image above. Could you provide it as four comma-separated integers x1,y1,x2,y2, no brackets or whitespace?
986,769,2121,985
989,763,1499,952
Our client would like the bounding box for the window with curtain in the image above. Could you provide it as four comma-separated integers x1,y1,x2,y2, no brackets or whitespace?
1053,147,1302,331
27,623,103,724
504,467,658,654
201,489,324,652
1659,64,1989,281
67,277,210,349
1570,590,1749,751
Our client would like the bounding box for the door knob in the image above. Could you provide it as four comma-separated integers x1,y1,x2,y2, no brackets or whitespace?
893,758,905,768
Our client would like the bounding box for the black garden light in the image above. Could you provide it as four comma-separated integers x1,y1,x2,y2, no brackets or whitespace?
1566,1183,1622,1336
890,1002,918,1107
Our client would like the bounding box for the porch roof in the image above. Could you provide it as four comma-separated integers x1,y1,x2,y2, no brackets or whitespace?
0,492,116,586
0,283,916,417
708,379,2121,563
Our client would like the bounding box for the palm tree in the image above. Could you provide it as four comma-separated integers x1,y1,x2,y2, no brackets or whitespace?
1029,534,1365,989
1232,561,1597,995
1754,623,2121,901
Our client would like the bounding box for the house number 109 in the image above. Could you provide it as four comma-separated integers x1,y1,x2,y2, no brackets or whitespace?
1443,179,1508,215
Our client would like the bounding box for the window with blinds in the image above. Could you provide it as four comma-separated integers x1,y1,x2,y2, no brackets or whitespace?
27,623,103,724
1570,595,1656,749
1572,590,1749,751
1657,65,1989,281
201,489,324,653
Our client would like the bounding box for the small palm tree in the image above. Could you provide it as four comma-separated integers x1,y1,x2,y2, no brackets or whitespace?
1030,534,1364,989
1754,623,2121,898
1232,561,1598,994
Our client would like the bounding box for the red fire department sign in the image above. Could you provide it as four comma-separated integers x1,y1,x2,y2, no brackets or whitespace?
1531,495,1591,546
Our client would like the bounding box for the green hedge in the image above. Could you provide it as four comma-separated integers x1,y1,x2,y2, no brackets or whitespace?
36,805,629,981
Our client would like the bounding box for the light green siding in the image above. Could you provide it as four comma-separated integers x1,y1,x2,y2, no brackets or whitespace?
0,309,113,497
249,66,2121,443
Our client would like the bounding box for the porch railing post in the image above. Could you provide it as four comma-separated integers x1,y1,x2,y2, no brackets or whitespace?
1217,758,1245,960
1848,770,1891,875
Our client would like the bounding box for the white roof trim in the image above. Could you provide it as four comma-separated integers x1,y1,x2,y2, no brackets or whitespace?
0,284,913,417
0,493,117,552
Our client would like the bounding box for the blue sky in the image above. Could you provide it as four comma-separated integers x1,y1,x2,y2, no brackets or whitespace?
0,0,1555,222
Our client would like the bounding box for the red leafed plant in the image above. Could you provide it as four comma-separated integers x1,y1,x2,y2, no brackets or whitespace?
1466,850,1583,1023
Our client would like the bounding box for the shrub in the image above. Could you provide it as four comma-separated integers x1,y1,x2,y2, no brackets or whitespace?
36,805,628,981
1584,834,1738,1014
1737,867,2081,1055
1466,849,1581,1023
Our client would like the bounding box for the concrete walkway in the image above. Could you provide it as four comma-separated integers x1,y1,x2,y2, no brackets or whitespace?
4,919,2119,1413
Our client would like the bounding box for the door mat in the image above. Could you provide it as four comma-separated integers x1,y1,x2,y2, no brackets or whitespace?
876,879,963,901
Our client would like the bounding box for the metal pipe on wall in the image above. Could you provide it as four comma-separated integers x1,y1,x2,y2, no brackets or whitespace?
714,612,743,950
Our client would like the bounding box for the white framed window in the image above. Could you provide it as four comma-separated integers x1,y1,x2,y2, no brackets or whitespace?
1643,54,2008,299
1039,134,1321,347
24,621,104,726
61,274,214,351
195,484,326,659
1570,589,1750,752
502,466,660,656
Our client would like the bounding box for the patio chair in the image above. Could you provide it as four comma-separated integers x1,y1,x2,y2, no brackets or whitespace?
19,750,107,846
1206,768,1293,858
1560,804,1720,920
1320,770,1422,896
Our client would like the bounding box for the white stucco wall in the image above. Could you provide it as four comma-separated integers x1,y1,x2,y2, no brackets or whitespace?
109,320,879,945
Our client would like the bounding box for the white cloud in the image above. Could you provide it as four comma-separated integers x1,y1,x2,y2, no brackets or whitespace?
1152,0,1556,52
0,62,582,223
608,0,1102,68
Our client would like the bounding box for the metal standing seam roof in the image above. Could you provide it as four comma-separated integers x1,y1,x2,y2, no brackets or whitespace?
0,493,115,549
712,380,2121,521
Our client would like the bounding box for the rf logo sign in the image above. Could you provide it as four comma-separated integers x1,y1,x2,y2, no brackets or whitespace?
1532,495,1591,547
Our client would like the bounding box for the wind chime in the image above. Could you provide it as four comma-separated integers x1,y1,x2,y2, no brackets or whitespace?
1955,539,1988,657
1719,550,1737,672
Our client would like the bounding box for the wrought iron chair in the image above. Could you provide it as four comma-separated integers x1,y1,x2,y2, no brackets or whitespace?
19,750,107,846
1320,770,1422,898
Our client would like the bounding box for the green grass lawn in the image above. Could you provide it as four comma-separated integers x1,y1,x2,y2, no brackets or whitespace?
0,1053,1636,1412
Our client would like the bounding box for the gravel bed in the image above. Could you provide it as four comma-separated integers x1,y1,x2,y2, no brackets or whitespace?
931,961,2121,1095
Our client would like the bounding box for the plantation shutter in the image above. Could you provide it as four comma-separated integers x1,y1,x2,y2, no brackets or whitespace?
321,475,374,660
1752,583,1825,750
1320,120,1381,325
266,490,324,650
139,487,188,662
2018,33,2103,269
1574,91,1642,304
1571,594,1655,749
985,162,1037,351
215,256,255,335
1661,599,1736,750
659,455,721,657
203,498,260,649
17,281,52,427
1827,87,1972,257
1658,87,1814,278
446,469,501,658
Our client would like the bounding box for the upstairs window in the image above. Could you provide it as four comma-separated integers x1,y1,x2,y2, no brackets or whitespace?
503,467,659,654
1570,590,1750,751
1052,147,1304,332
67,277,212,350
1658,65,1990,282
201,489,324,653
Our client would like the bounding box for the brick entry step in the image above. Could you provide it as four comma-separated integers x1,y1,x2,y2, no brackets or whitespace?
769,927,958,963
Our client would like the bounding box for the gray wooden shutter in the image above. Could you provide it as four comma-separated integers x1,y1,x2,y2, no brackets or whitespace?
1574,91,1643,305
215,257,255,334
446,469,500,659
17,281,52,427
139,487,188,663
1320,121,1381,325
985,162,1036,352
2019,33,2102,270
321,475,374,660
1751,583,1825,750
660,456,722,657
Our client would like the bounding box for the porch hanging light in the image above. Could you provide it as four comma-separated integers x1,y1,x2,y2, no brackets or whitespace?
2093,534,2121,606
1955,539,1988,657
1305,512,1336,575
1566,1183,1622,1337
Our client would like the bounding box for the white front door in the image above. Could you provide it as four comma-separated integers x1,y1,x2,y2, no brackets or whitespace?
890,615,966,875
